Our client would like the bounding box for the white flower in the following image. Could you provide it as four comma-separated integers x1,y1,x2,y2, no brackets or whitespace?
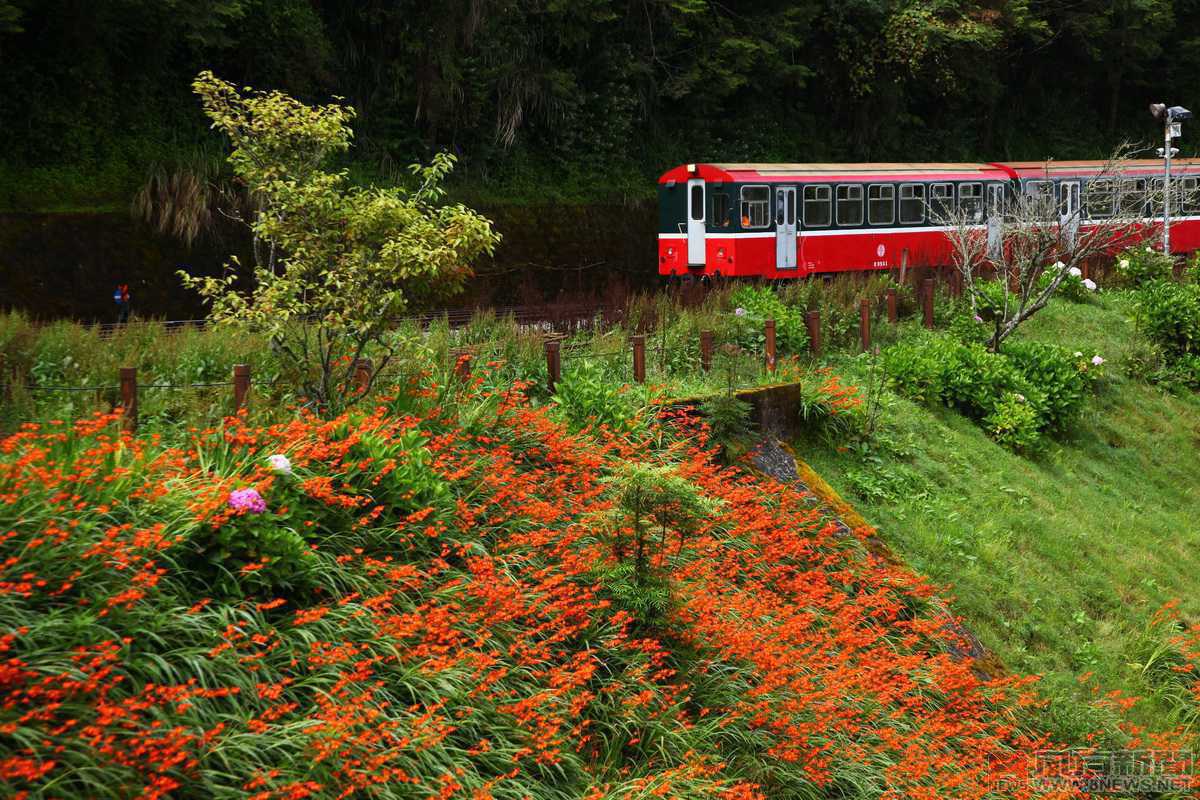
268,454,292,476
1082,278,1097,291
1053,260,1066,270
1146,246,1154,253
1119,258,1130,270
1073,351,1083,358
1091,355,1105,366
1014,393,1026,403
734,307,746,317
1068,266,1082,277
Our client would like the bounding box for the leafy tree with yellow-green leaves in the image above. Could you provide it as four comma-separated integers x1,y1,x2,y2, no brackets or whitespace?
181,71,500,412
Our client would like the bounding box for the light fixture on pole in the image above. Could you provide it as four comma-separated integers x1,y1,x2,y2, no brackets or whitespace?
1150,103,1193,254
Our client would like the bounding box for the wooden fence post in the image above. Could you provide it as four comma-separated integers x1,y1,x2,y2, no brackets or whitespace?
764,318,776,373
950,268,963,298
700,330,714,372
859,298,871,353
632,335,646,384
886,288,897,323
119,367,138,434
354,358,373,395
921,278,935,329
544,340,561,393
233,364,250,413
806,310,822,355
1172,260,1184,281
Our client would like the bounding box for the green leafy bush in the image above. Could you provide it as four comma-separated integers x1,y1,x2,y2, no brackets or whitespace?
1137,280,1200,358
1002,340,1090,433
883,332,1101,451
983,392,1042,452
728,285,808,355
1114,246,1174,287
552,359,644,432
1036,267,1097,303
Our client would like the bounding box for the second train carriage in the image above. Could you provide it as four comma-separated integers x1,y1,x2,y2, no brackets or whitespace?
657,160,1200,279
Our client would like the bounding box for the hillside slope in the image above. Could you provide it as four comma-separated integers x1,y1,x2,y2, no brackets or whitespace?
0,368,1136,798
802,295,1200,739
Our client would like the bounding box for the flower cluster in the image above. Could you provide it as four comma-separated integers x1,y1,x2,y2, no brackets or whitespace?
228,487,267,514
0,379,1192,798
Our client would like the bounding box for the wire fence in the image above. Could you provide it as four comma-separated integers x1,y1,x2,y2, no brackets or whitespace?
54,302,631,341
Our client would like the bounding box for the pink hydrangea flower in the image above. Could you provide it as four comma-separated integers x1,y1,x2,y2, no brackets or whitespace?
228,487,267,514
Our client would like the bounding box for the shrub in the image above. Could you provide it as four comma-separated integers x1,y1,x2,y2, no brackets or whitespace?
1137,280,1200,358
728,285,808,355
1114,246,1174,287
1037,267,1097,303
1002,340,1089,433
552,359,644,432
983,391,1042,452
881,334,948,403
883,332,1100,450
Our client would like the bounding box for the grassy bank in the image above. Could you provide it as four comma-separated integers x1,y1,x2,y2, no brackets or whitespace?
801,293,1200,738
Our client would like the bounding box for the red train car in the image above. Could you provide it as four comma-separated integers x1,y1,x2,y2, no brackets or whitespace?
657,160,1200,279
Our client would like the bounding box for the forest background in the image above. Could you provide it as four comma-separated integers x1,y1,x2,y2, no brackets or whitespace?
2,0,1198,212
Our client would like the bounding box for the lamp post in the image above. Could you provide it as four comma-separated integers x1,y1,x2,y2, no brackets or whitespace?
1150,103,1193,254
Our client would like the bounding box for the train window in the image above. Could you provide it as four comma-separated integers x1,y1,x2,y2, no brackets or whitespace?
740,186,771,228
804,185,832,227
1182,177,1200,214
1085,180,1116,219
1117,179,1146,216
710,192,731,228
899,184,925,224
787,190,796,225
836,185,863,226
1024,180,1054,211
868,184,894,225
690,184,704,221
929,183,953,220
958,183,984,222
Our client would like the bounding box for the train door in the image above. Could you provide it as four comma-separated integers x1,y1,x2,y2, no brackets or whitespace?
687,178,705,266
1059,181,1080,246
775,186,797,269
986,183,1005,260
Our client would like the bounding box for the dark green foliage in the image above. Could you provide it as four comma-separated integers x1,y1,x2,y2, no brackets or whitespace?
552,359,645,432
2,1,1199,209
1003,340,1090,433
1137,280,1200,358
882,330,1099,450
1131,279,1200,389
728,285,808,355
1115,247,1176,288
699,393,755,455
600,462,714,626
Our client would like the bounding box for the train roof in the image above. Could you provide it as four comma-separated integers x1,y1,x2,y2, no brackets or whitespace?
659,159,1200,184
1000,159,1200,177
659,163,1003,183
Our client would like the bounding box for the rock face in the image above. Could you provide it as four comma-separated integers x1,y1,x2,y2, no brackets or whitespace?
734,382,808,438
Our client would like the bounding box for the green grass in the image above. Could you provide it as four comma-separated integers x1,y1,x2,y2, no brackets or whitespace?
800,293,1200,738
